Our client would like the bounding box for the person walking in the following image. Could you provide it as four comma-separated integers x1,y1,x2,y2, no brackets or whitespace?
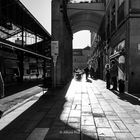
84,66,89,81
110,60,118,90
105,64,111,89
89,66,94,78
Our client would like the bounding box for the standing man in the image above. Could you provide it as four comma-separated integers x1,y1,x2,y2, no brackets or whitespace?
105,64,111,89
118,49,125,94
110,60,118,90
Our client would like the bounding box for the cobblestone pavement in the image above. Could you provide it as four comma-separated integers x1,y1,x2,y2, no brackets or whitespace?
0,76,140,140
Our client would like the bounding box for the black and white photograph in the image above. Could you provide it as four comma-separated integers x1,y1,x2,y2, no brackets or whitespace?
0,0,140,139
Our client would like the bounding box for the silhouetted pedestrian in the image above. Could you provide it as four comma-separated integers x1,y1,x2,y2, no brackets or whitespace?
105,64,111,89
89,66,94,78
84,66,89,81
110,60,118,90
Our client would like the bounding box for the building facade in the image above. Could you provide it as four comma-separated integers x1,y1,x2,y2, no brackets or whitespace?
93,0,140,94
73,46,91,70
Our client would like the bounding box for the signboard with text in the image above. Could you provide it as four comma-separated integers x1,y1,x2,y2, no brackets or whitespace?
51,41,59,56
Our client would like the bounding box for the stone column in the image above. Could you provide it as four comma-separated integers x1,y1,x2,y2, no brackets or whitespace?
52,0,73,87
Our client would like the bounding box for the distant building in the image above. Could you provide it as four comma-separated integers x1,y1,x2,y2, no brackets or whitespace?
73,46,91,70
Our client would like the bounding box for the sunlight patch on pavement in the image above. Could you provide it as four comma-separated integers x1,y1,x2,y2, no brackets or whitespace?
59,77,99,140
65,79,78,100
0,92,43,130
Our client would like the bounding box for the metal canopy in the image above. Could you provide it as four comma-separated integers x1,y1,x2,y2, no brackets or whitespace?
0,0,51,40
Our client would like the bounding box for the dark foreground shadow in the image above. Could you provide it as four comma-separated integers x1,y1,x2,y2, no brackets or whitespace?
110,89,140,105
0,80,98,140
5,80,42,97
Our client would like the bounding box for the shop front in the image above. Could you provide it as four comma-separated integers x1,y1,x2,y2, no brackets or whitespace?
109,40,127,92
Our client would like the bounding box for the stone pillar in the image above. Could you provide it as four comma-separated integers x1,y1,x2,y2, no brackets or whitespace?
52,0,73,87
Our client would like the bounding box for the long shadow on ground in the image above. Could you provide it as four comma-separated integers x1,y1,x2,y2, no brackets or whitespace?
110,89,140,105
0,80,98,140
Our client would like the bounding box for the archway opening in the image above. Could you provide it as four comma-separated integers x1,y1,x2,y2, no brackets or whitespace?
72,30,93,71
73,30,91,49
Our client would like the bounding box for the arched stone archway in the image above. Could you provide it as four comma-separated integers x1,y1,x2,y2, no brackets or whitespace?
68,10,104,33
52,0,105,86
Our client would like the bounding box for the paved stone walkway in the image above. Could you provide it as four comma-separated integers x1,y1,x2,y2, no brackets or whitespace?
0,86,42,115
0,76,140,140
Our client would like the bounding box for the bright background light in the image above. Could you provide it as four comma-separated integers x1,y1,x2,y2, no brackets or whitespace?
20,0,51,34
73,30,91,49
